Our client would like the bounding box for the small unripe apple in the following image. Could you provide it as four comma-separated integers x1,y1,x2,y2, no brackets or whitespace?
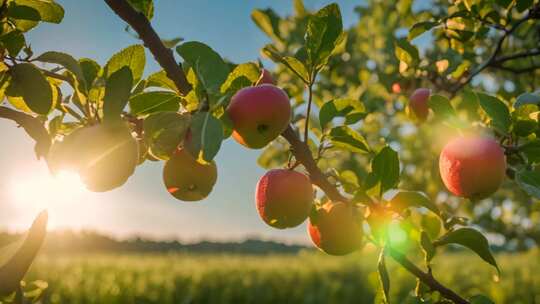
227,84,291,149
256,169,313,229
308,202,363,256
48,121,139,192
409,88,431,122
163,148,217,201
256,69,275,86
439,136,506,200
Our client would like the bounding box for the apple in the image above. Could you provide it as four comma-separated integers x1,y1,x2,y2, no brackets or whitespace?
47,121,139,192
408,88,431,122
163,148,217,201
256,69,275,86
439,136,506,200
256,169,313,229
227,84,291,149
308,202,363,256
392,82,402,94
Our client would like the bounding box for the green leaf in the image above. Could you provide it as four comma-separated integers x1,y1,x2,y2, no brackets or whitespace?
470,295,495,304
129,91,181,116
390,191,440,217
176,41,229,96
395,38,419,66
0,211,48,297
305,3,343,69
251,8,282,42
434,228,499,273
147,70,177,92
428,94,455,119
0,30,25,56
161,37,183,48
328,126,370,153
143,112,190,160
520,140,540,163
103,67,133,122
516,169,540,199
35,51,86,89
377,251,390,304
319,98,366,128
261,45,309,83
476,92,511,133
420,231,436,263
221,62,260,94
186,112,224,162
127,0,154,20
516,0,533,12
79,58,101,88
408,21,438,41
9,63,53,115
104,44,145,84
371,146,400,194
10,0,64,23
514,92,540,108
7,3,41,22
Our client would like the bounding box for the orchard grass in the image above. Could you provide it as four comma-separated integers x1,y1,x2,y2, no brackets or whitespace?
26,250,540,304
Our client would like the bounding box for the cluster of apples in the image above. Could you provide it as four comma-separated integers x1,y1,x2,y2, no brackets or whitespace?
226,69,363,255
407,88,507,200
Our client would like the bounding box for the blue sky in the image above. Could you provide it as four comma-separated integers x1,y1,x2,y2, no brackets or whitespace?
0,0,361,243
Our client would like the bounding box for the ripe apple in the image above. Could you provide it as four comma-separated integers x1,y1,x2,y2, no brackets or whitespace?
308,202,363,256
163,148,217,201
408,88,431,122
256,69,275,86
227,84,291,149
439,136,506,200
256,169,313,229
391,82,401,94
47,121,139,192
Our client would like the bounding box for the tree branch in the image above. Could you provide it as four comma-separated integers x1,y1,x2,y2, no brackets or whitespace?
103,0,192,95
103,3,470,302
450,9,536,93
0,106,50,159
387,247,469,304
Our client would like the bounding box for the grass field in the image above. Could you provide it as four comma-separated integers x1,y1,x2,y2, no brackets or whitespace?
26,250,540,304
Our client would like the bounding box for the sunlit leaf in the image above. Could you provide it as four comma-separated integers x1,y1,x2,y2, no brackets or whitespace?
434,228,499,273
104,44,145,84
129,91,181,116
103,66,133,122
186,112,224,162
328,126,370,153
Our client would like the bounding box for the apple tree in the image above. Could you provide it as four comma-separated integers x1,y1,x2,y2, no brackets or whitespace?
1,0,540,303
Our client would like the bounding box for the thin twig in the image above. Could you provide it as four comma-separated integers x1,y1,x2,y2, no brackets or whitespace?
450,9,535,93
304,76,315,143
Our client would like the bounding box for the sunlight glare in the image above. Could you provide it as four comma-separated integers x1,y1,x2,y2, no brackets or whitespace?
9,170,88,226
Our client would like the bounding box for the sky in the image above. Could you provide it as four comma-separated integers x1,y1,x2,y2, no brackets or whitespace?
0,0,362,244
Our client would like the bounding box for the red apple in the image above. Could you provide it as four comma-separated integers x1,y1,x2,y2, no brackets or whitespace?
308,202,363,256
256,169,313,229
163,148,218,201
256,69,275,85
409,88,431,122
227,84,291,149
439,136,506,200
392,82,401,94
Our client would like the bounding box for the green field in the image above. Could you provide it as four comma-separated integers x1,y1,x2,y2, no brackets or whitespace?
26,250,540,304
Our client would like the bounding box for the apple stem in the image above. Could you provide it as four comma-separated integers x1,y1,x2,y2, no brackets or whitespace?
104,2,470,303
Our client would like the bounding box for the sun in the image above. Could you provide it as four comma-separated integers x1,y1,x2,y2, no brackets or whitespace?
8,170,88,226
